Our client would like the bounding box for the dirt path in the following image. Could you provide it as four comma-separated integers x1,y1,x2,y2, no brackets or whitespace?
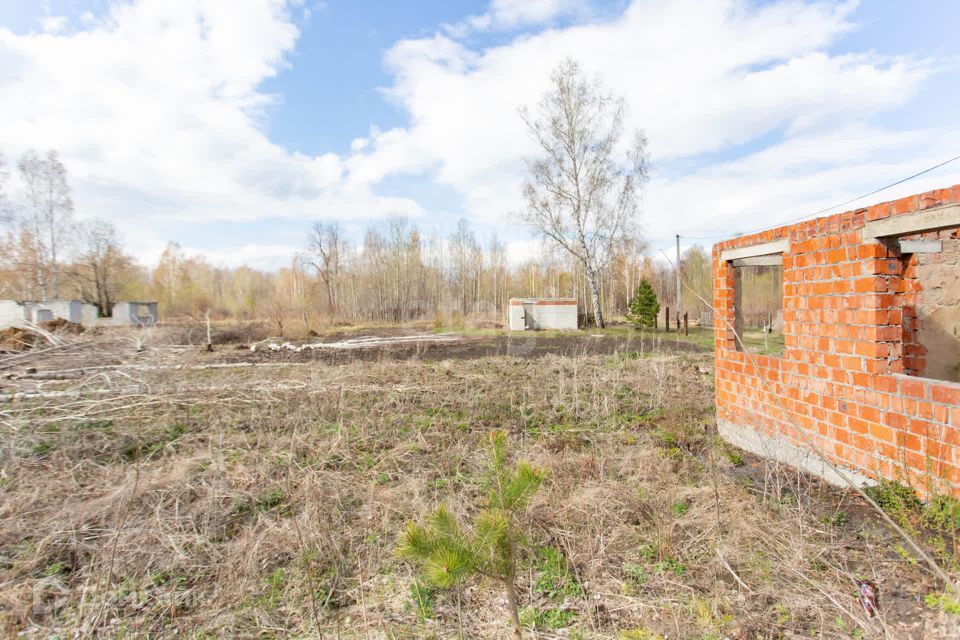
223,331,709,365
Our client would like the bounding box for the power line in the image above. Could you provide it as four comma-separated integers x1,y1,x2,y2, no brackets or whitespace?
677,154,960,242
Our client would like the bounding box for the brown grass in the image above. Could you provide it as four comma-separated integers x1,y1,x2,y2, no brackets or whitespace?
0,337,957,638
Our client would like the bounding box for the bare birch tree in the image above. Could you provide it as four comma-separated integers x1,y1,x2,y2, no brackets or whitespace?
449,219,481,316
301,222,345,316
70,219,129,316
17,149,75,301
520,59,649,327
0,152,10,226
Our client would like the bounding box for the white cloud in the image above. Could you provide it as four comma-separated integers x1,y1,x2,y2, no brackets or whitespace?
488,0,579,28
644,124,960,247
358,0,958,252
181,243,301,269
40,16,68,34
0,0,422,260
446,0,586,35
505,238,542,265
2,0,959,271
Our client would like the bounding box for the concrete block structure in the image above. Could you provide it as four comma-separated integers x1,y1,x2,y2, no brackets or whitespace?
508,298,578,330
106,301,158,326
0,299,158,329
714,183,960,496
23,300,99,326
0,300,24,327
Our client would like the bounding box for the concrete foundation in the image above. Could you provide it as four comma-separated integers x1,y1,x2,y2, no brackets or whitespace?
718,419,874,489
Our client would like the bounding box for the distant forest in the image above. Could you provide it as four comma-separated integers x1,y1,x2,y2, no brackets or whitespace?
0,148,718,330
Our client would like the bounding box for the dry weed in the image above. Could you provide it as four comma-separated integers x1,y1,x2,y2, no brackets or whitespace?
0,343,956,638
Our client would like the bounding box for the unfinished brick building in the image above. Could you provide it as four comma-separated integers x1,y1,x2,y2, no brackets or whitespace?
714,183,960,496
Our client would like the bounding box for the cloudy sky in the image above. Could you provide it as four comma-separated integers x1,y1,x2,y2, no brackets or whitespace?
1,0,959,269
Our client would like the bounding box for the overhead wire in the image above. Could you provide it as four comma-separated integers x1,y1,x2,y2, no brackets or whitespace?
675,154,960,243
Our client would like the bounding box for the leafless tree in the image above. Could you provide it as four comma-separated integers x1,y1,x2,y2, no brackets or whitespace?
449,219,482,316
301,221,345,315
520,58,649,327
0,152,10,226
387,218,423,322
17,149,75,301
70,219,129,316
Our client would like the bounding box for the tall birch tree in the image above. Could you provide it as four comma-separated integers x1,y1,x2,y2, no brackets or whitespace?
520,59,649,327
17,149,74,301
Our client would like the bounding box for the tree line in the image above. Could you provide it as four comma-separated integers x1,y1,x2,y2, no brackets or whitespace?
0,149,143,316
1,60,727,331
0,149,713,331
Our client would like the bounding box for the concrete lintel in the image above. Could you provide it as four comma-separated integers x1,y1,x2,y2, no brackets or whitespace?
717,419,874,490
864,203,960,239
898,240,942,254
720,239,789,262
731,255,783,267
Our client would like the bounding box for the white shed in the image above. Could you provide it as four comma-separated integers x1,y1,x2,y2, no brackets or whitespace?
508,298,578,330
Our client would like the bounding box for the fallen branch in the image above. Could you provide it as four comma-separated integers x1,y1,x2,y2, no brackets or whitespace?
716,549,753,594
4,360,313,379
0,338,91,370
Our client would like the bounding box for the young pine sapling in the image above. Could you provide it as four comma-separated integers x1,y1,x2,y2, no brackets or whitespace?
626,279,661,329
397,430,545,638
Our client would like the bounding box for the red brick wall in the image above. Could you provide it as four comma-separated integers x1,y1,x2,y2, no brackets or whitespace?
713,184,960,496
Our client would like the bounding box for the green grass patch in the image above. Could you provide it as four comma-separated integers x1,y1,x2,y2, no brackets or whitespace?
521,605,577,630
637,542,686,575
864,480,921,527
671,499,691,517
925,591,960,616
407,580,436,622
533,546,584,600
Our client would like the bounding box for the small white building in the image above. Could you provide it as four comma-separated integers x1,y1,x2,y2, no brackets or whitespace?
508,298,578,330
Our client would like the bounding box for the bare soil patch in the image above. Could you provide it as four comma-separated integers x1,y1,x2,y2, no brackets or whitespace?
225,331,708,366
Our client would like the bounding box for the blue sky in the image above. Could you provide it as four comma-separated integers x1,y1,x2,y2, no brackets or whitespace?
1,0,959,267
261,2,481,156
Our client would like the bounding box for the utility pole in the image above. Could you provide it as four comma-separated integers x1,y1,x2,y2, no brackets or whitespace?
675,234,682,316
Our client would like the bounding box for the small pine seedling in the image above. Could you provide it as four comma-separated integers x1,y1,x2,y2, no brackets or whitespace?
397,430,545,638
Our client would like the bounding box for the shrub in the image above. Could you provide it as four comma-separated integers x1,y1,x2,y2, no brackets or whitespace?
864,480,921,527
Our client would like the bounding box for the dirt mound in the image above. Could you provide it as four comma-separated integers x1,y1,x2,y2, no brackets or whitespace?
0,319,84,353
211,322,270,345
0,327,35,352
40,318,85,334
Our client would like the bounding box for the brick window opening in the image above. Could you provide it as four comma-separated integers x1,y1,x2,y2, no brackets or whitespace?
732,258,784,356
897,229,960,383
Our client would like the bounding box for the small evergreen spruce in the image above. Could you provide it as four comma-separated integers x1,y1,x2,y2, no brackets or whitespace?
626,280,661,328
397,431,545,638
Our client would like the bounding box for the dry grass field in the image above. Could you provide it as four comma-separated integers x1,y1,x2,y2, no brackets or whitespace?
0,326,958,638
